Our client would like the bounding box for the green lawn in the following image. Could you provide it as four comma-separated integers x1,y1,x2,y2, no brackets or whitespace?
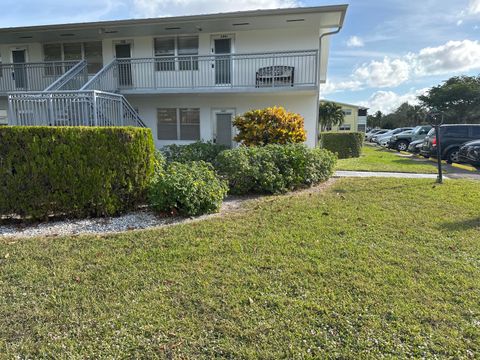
336,145,438,173
1,178,480,358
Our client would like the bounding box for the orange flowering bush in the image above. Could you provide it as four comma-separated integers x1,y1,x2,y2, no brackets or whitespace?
233,106,307,146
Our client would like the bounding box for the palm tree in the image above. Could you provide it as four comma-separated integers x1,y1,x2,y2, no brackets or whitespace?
319,101,345,131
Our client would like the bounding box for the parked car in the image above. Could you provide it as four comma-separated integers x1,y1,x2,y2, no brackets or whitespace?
372,127,414,144
458,140,480,166
388,125,432,151
366,129,388,142
365,129,385,140
379,130,413,147
420,124,480,163
407,139,425,154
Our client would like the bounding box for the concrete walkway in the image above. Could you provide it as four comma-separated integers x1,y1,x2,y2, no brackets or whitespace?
335,171,445,179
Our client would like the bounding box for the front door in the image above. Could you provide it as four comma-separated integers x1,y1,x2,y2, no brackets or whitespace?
115,43,132,87
215,111,234,148
12,50,27,89
213,37,232,85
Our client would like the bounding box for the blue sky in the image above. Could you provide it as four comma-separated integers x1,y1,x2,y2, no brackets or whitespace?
1,0,479,113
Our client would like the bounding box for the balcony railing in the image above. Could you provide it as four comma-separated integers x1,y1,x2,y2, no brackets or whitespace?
83,50,319,93
8,90,145,127
0,61,80,94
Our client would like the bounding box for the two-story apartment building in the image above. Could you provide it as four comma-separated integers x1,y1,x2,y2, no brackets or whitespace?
0,5,347,148
320,100,368,132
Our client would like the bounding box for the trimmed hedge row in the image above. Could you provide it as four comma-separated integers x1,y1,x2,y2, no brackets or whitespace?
215,144,337,195
319,132,364,159
161,141,228,164
0,126,155,221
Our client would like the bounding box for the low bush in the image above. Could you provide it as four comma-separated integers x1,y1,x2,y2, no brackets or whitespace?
148,161,228,216
233,107,307,146
319,132,364,159
0,126,155,221
161,141,228,164
215,144,336,195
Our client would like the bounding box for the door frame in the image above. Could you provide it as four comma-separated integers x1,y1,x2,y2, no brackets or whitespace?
210,34,235,86
113,40,134,58
212,108,236,147
10,47,28,63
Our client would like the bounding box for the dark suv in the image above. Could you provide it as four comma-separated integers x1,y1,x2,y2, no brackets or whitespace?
420,124,480,163
388,125,432,151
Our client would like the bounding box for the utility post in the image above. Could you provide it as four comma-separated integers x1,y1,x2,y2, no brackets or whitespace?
427,110,444,184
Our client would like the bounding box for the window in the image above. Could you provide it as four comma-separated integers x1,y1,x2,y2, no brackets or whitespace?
339,124,351,131
43,42,103,75
155,37,175,71
157,108,200,140
444,126,468,137
0,109,7,125
342,109,352,116
43,43,63,75
180,108,200,140
154,36,199,71
471,126,480,137
84,42,103,74
357,124,366,132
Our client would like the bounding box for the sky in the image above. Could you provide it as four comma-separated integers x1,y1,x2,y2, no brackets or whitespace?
1,0,479,114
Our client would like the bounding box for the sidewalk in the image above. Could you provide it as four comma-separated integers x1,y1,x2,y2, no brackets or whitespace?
335,171,445,179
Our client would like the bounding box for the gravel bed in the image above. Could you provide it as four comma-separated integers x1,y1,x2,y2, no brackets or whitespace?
0,196,254,239
0,180,336,240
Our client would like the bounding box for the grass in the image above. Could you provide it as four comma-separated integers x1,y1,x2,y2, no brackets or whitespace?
336,145,438,173
1,178,480,358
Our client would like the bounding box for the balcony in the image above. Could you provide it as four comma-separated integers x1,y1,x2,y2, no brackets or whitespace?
84,50,319,94
0,61,80,95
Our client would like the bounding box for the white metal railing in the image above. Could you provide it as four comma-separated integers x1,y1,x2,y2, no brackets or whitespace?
0,61,79,93
44,60,89,91
83,50,319,92
8,90,145,127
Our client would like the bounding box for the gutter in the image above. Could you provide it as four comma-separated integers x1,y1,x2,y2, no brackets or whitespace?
315,25,343,147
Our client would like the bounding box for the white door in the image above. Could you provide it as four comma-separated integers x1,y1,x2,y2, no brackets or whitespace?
211,35,233,86
214,110,235,148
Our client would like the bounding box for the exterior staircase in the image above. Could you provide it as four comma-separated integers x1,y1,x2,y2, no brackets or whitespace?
7,60,145,127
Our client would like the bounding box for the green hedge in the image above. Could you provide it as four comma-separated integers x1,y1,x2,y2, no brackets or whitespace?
319,132,364,159
215,144,337,195
161,141,228,164
0,126,155,221
149,161,228,216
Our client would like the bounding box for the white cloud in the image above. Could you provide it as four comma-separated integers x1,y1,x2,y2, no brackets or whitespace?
133,0,299,17
468,0,480,14
346,36,364,48
321,80,362,94
358,88,429,114
325,39,480,94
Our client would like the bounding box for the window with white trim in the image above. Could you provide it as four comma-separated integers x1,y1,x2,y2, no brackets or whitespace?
342,109,353,116
157,108,200,140
154,36,199,71
339,124,351,131
42,41,103,75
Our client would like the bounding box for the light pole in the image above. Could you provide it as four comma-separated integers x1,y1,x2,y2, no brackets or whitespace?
427,110,444,184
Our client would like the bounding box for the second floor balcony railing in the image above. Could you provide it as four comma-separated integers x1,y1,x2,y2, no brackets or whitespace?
0,61,79,94
84,50,319,93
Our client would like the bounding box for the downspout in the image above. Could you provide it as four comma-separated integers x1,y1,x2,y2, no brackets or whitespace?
315,26,342,147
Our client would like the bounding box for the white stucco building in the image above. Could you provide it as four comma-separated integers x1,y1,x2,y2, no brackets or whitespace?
0,5,347,148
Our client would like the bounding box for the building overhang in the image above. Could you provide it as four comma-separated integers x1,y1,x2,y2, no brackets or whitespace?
0,5,347,44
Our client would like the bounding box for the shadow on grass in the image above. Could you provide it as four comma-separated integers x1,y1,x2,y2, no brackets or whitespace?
439,217,480,231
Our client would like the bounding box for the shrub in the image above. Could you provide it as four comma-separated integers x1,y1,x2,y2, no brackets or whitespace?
0,126,155,221
319,132,364,159
233,107,307,146
215,144,336,195
148,161,228,216
161,141,228,164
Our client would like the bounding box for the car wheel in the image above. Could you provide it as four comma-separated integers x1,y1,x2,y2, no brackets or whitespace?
446,148,460,164
396,140,409,152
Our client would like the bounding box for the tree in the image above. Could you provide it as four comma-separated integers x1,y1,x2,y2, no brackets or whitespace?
319,101,345,131
418,75,480,123
367,110,383,128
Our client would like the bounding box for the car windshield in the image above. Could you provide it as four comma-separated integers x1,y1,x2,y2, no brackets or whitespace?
412,126,422,134
427,128,435,136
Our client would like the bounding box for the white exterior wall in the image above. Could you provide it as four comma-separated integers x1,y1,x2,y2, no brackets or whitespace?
127,92,318,148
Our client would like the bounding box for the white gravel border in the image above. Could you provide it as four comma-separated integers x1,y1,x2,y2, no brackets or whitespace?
0,196,254,239
0,180,336,240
